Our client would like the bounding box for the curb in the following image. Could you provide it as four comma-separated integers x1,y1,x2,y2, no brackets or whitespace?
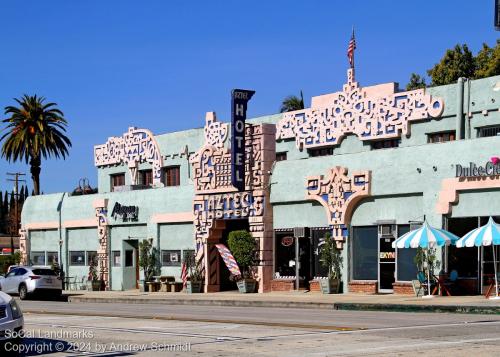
333,302,500,315
68,296,334,310
67,296,500,314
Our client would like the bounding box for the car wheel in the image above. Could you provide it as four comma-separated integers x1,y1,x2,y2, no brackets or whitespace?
19,284,28,300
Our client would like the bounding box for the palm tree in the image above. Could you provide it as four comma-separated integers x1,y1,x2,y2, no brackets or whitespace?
280,90,305,113
1,95,71,195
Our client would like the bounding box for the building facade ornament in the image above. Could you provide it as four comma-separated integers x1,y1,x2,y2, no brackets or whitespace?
277,69,445,150
94,127,164,185
306,166,371,248
93,199,110,289
19,228,28,265
190,112,275,292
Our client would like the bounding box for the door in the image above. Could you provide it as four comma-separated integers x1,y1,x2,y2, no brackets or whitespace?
135,248,139,289
378,225,396,292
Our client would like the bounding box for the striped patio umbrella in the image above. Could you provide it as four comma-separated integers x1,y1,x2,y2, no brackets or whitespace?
456,217,500,299
392,221,459,298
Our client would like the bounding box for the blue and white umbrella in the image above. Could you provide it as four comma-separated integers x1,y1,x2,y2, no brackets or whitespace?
392,221,459,249
456,217,500,299
392,221,459,298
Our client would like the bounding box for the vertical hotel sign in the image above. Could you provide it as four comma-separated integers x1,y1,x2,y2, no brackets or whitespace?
231,89,255,191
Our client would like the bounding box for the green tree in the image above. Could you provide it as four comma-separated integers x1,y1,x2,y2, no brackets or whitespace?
475,40,500,79
1,95,71,195
139,239,160,281
406,73,427,91
319,232,343,280
427,44,475,86
280,90,305,113
227,230,256,279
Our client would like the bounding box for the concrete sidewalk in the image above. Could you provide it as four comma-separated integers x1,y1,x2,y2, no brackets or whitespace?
64,290,500,314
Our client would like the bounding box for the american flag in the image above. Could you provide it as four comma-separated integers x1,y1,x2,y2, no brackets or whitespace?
347,29,356,68
215,244,241,277
181,261,188,288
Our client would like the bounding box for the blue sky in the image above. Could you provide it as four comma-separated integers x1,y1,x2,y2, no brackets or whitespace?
0,0,498,194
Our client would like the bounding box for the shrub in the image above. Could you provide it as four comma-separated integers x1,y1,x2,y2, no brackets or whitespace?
227,230,256,279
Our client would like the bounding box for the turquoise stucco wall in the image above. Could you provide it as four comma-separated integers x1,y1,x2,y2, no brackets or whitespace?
20,74,500,291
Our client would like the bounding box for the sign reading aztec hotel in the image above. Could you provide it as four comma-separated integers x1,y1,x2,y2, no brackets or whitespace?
456,161,500,178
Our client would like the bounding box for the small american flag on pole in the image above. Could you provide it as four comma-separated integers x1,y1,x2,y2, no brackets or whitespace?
181,261,188,288
347,27,356,68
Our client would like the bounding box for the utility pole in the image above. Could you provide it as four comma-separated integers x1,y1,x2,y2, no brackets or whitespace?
7,172,26,257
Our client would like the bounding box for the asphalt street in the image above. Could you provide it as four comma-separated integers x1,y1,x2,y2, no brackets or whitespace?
6,300,500,356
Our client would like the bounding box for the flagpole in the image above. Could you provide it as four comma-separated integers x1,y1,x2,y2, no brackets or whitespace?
351,26,355,69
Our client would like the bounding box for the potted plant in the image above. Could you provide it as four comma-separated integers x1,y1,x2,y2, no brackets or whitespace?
227,230,257,293
319,232,343,294
87,257,101,291
138,239,160,292
184,251,203,293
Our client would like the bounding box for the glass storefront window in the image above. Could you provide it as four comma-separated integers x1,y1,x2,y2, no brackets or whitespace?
31,251,46,266
70,251,85,266
352,226,378,280
396,225,417,281
47,252,59,265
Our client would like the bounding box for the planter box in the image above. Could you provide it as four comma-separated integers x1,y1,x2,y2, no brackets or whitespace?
309,280,321,292
393,282,414,295
186,281,203,293
271,279,295,292
87,280,104,291
237,279,257,293
348,280,377,294
319,279,340,294
138,280,149,292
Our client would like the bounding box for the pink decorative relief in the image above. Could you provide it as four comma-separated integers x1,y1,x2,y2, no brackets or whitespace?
94,127,163,185
306,166,371,248
93,199,110,290
277,69,444,149
190,112,275,292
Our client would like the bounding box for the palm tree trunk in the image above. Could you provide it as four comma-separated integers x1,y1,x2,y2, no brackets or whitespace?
30,156,41,195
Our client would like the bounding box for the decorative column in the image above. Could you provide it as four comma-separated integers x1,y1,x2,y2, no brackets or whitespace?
19,228,28,265
93,198,110,290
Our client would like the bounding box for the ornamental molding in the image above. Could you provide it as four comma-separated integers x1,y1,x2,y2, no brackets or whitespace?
306,166,371,248
94,127,164,186
436,176,500,215
277,69,444,150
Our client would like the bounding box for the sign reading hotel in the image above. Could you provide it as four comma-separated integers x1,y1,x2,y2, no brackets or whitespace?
455,161,500,178
231,89,255,191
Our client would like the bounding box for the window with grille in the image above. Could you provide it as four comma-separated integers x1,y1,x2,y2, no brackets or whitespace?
276,152,287,161
478,126,500,138
163,166,180,186
139,169,153,186
428,131,455,143
308,147,333,157
110,173,125,191
162,250,181,266
371,139,400,150
112,251,121,267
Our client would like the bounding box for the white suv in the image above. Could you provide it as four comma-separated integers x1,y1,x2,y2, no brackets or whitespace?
0,266,62,300
0,291,23,341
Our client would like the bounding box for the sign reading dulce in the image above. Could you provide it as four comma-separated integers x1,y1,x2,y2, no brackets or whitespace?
111,202,139,222
456,162,500,178
231,89,255,192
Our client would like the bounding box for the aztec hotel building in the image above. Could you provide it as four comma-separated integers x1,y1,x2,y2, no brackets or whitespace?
20,68,500,294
